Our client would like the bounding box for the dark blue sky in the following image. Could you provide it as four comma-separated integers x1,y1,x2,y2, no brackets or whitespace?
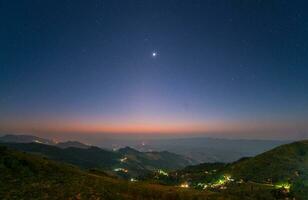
1,0,308,139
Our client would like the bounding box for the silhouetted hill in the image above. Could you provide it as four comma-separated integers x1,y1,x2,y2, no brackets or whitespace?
227,140,308,199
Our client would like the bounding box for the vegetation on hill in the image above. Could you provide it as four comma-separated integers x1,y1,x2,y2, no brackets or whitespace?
227,140,308,199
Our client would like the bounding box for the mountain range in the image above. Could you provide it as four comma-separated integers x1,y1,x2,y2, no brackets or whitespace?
0,134,288,163
0,134,307,199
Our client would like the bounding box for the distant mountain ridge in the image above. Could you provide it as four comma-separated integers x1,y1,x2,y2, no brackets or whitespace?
56,141,91,149
0,134,288,163
0,134,57,145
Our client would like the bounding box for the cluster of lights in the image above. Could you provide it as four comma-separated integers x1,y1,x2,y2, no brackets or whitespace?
180,183,189,188
120,157,128,163
275,183,291,192
210,175,233,188
195,175,234,190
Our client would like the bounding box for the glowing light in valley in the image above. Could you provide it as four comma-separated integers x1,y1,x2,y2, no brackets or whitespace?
275,182,291,192
180,182,189,188
209,175,233,189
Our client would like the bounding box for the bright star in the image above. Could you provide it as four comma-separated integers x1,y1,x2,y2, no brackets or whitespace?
152,51,158,57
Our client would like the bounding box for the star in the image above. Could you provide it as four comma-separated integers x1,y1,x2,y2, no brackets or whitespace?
152,51,158,57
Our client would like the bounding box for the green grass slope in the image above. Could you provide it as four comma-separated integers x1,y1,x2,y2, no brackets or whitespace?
229,140,308,182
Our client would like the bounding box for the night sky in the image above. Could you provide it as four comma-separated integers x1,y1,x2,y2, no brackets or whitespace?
1,0,308,139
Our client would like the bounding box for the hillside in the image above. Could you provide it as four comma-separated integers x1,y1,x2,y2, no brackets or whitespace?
227,140,308,198
155,140,308,199
0,145,282,200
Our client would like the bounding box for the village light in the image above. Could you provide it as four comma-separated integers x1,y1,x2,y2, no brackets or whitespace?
180,183,189,188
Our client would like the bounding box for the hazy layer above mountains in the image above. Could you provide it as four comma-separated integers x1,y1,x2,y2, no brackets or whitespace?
99,137,288,163
0,134,288,163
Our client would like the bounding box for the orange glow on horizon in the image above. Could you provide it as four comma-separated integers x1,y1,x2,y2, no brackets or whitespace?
0,117,307,138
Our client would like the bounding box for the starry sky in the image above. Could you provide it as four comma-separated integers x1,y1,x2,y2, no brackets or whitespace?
1,0,308,139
